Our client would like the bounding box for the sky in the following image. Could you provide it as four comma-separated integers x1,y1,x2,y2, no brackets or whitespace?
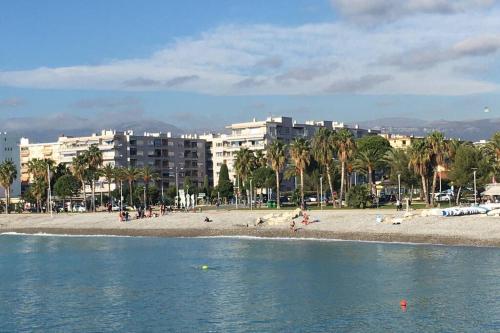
1,0,500,135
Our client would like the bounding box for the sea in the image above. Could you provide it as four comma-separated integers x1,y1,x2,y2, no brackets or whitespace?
0,234,499,332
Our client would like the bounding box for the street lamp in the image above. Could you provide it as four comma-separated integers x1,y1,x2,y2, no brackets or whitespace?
397,173,401,202
472,168,478,205
320,176,323,210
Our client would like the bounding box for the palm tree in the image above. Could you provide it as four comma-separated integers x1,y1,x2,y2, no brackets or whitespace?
353,151,379,195
71,155,88,210
100,163,115,204
312,128,336,207
427,132,447,206
484,132,500,182
234,148,255,202
267,140,286,209
85,145,103,212
408,139,432,205
0,160,17,214
31,179,46,213
254,150,267,168
123,167,141,207
335,129,355,208
290,138,311,206
27,158,55,213
140,166,159,205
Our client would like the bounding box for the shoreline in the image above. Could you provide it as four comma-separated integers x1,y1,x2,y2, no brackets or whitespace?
2,226,499,248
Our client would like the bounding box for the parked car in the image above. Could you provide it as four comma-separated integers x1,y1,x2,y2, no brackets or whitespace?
434,192,453,202
72,204,87,213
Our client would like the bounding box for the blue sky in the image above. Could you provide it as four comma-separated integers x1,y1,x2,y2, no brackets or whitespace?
1,0,500,134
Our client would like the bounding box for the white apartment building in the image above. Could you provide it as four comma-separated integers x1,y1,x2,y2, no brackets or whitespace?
20,138,61,183
202,116,379,186
0,132,21,199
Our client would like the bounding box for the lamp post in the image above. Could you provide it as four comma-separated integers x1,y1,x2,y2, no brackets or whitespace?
250,179,253,211
320,176,323,210
472,168,478,205
120,180,123,213
397,173,401,202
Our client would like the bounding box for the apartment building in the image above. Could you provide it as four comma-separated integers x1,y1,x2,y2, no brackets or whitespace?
21,130,208,194
379,133,418,150
202,116,379,186
0,132,21,199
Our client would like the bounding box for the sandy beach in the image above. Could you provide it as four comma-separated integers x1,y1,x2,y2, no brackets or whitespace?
1,209,499,247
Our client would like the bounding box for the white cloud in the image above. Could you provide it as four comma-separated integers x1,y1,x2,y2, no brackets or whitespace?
330,0,495,23
0,5,500,96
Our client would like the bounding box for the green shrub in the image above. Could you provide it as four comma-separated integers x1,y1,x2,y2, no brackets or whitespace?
346,185,370,209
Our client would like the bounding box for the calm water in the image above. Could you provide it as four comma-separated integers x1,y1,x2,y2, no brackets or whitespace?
0,235,499,332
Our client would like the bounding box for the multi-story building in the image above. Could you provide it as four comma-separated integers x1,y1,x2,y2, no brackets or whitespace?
20,130,208,195
379,133,418,150
202,116,379,186
0,132,21,199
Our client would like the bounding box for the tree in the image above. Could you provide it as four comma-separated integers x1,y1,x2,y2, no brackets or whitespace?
290,138,311,206
84,144,103,212
123,167,141,207
448,145,483,204
408,139,432,205
482,132,500,182
140,166,159,205
0,160,17,214
253,166,274,206
384,148,419,194
27,158,55,213
217,163,233,201
100,164,115,204
267,140,287,209
254,150,267,168
346,185,370,209
71,155,88,209
427,131,447,206
234,148,255,200
54,174,80,207
354,135,391,196
334,129,356,208
312,128,336,207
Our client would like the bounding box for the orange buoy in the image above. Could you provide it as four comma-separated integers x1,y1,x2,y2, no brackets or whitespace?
400,299,407,307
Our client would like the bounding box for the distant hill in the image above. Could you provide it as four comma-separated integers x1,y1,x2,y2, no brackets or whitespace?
1,115,184,143
358,117,500,141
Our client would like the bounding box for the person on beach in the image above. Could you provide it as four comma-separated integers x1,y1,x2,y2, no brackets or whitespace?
301,212,310,225
125,211,129,221
290,220,297,232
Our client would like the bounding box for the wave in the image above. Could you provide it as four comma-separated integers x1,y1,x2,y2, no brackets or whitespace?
193,235,449,247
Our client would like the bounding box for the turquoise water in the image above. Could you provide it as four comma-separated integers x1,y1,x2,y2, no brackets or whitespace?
0,235,499,332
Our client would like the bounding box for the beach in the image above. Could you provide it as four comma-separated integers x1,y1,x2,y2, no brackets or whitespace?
1,209,499,247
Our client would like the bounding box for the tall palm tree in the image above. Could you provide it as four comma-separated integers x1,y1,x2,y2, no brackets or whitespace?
140,166,159,205
234,148,255,201
31,179,46,213
353,151,379,195
312,128,336,207
0,160,17,214
290,138,311,206
123,167,141,207
427,132,447,206
334,129,355,208
408,139,432,205
85,145,103,212
484,132,500,182
27,158,55,213
100,163,115,204
71,155,88,209
267,140,287,209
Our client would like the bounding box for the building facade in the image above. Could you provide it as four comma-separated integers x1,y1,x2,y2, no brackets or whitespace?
20,130,208,195
0,132,21,199
379,133,418,150
202,116,380,186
